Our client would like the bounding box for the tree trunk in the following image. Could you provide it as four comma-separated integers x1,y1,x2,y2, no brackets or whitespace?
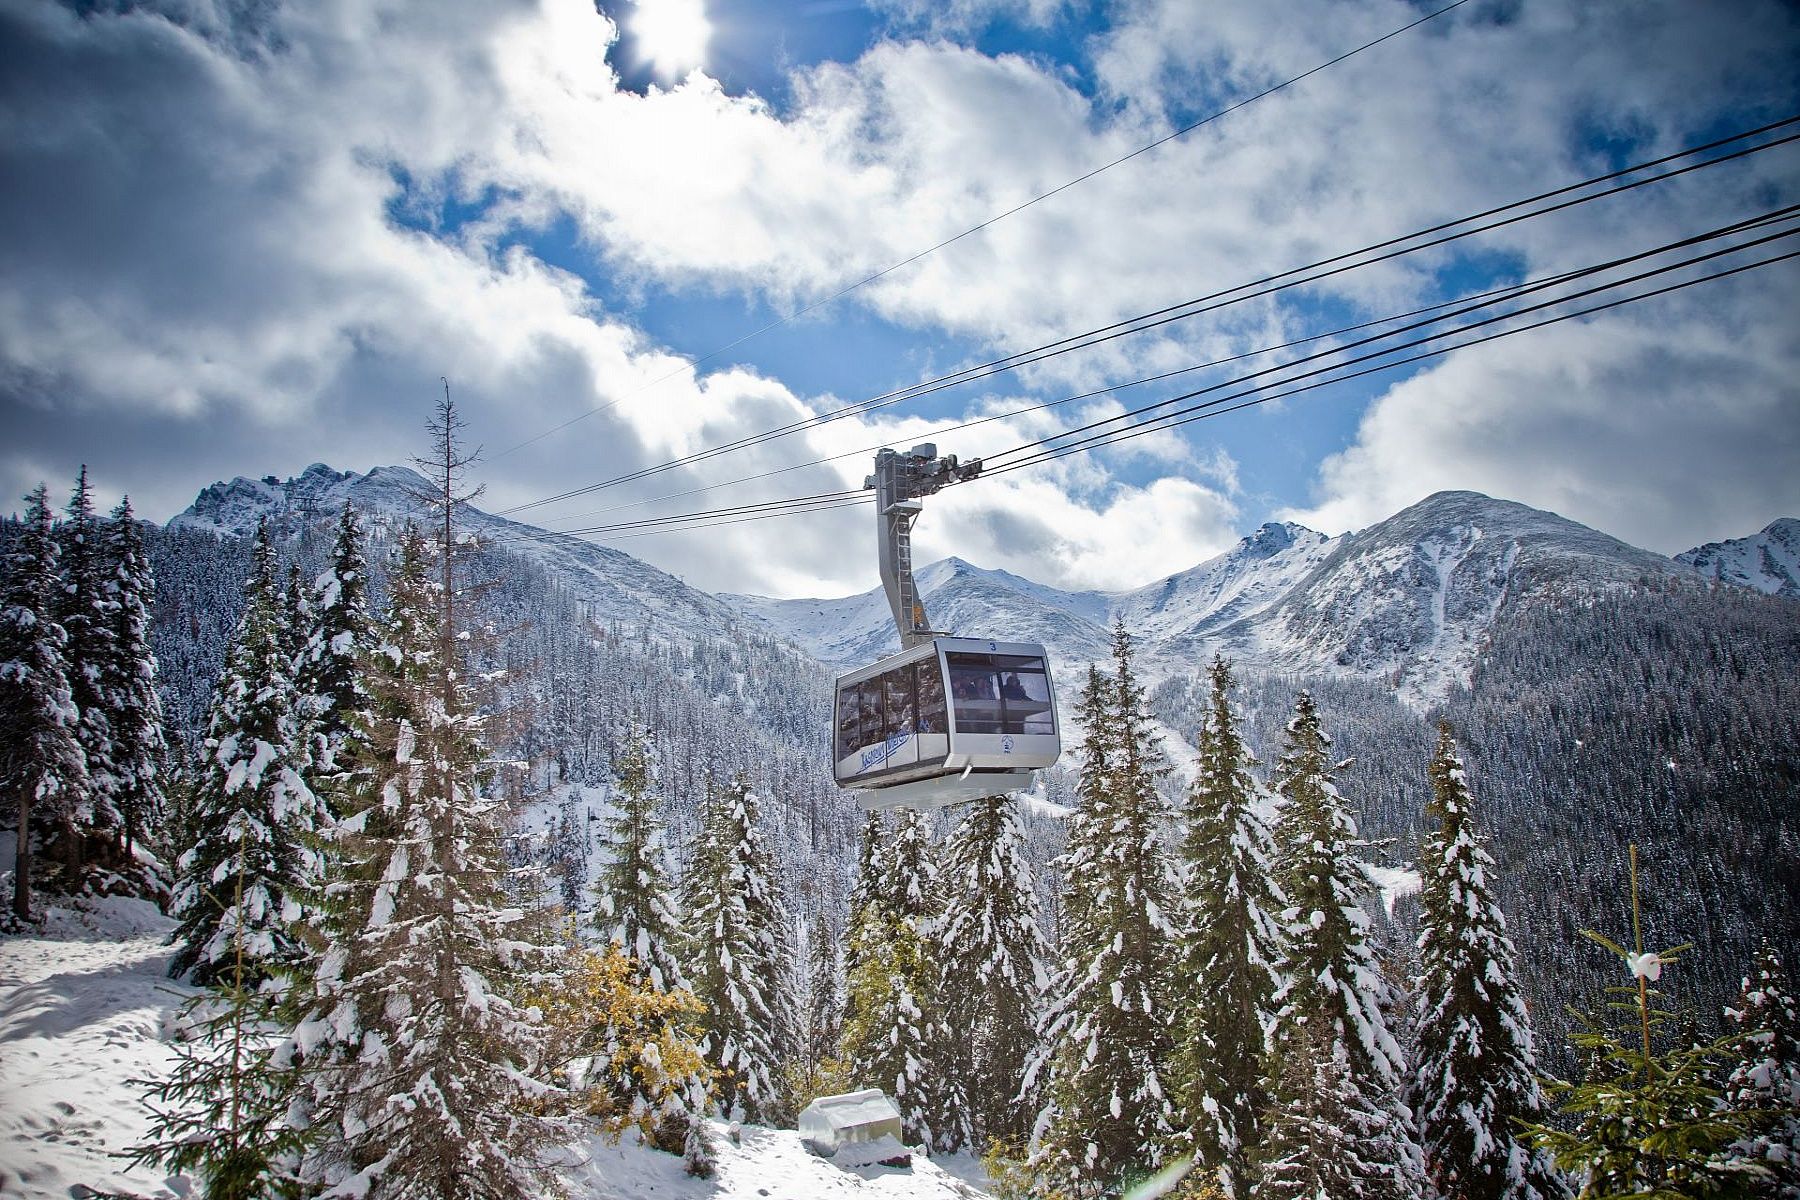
13,788,32,922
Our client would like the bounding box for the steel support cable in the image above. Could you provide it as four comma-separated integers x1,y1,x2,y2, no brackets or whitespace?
497,250,1799,544
531,263,1627,528
536,201,1800,528
979,232,1800,477
982,247,1800,475
487,0,1476,465
976,208,1800,469
501,209,1797,543
494,119,1800,516
489,488,869,541
596,497,877,541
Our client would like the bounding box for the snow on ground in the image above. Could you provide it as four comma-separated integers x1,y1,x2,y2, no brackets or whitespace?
0,896,187,1199
1366,865,1423,916
568,1124,990,1199
0,897,992,1199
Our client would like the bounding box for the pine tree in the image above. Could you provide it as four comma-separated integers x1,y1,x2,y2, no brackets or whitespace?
841,806,967,1151
1265,689,1422,1198
1171,656,1286,1195
132,846,305,1199
0,485,89,922
281,564,312,692
684,773,788,1124
592,722,686,994
527,942,711,1155
167,521,322,987
1525,847,1766,1197
1030,625,1180,1196
1723,942,1800,1196
843,810,888,997
297,501,374,794
940,791,1049,1148
1252,1018,1393,1200
102,497,168,871
1412,722,1563,1200
54,464,121,883
286,519,572,1199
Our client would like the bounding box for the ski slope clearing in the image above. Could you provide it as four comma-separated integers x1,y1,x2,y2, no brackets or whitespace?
0,898,991,1199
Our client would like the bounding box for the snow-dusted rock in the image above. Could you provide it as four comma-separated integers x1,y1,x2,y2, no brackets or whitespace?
1678,516,1800,598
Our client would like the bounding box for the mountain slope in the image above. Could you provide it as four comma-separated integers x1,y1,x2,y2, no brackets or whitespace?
1678,517,1800,598
1112,521,1335,646
724,556,1115,672
170,464,752,642
1227,490,1686,703
727,493,1697,705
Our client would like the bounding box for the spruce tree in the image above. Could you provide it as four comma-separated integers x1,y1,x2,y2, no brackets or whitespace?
1253,1018,1393,1200
133,846,305,1199
794,903,847,1103
55,464,121,881
841,806,967,1151
592,722,686,993
1265,689,1422,1198
684,773,788,1124
940,791,1049,1148
1723,942,1800,1196
843,810,888,995
840,896,941,1146
1171,656,1286,1195
1031,625,1180,1196
0,485,89,922
287,520,572,1199
168,521,322,987
1525,849,1765,1197
102,497,168,869
1412,722,1563,1200
297,501,373,793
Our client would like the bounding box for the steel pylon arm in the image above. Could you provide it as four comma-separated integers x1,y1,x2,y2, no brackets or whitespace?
866,444,982,649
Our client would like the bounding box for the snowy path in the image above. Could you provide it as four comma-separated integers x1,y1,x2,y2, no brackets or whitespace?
0,899,991,1199
0,898,187,1199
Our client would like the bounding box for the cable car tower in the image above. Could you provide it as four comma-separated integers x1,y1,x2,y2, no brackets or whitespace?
832,445,1063,810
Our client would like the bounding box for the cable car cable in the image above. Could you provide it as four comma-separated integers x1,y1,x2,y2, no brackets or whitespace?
493,118,1800,517
486,214,1797,543
976,210,1800,470
528,261,1640,528
984,247,1800,474
490,247,1796,545
979,239,1800,476
520,202,1800,532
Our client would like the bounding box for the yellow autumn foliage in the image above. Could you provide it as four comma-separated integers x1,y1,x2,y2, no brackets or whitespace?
528,944,714,1143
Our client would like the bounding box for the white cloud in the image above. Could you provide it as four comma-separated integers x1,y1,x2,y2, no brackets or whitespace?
1285,273,1800,552
0,0,1795,599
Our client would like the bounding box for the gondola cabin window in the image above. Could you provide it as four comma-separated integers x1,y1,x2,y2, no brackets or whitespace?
946,651,1052,735
834,660,950,761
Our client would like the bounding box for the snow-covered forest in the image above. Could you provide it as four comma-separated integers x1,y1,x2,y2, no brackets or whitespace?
3,429,1799,1199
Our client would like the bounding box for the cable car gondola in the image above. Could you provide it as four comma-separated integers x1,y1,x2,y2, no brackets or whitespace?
831,445,1062,810
833,636,1059,809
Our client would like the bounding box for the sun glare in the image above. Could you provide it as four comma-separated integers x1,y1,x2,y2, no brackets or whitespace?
633,0,710,79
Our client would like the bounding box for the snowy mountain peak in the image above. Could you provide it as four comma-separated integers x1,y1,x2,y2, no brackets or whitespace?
170,463,438,538
169,464,757,642
1677,517,1800,598
1241,520,1305,558
727,489,1708,705
1236,489,1685,703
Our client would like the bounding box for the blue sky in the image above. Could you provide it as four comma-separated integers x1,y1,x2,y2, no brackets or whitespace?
1,0,1796,597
